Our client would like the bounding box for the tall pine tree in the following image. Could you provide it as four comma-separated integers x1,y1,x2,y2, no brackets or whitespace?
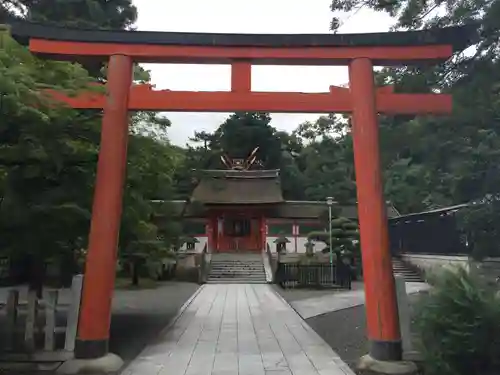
1,0,137,29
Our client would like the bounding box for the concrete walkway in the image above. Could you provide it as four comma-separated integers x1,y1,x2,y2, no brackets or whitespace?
120,284,355,375
289,282,431,319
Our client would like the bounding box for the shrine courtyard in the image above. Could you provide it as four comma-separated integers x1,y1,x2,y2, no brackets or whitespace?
106,281,427,375
118,283,358,375
1,280,429,375
2,17,477,375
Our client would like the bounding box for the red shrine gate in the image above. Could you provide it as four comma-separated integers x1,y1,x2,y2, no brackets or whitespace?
8,20,476,364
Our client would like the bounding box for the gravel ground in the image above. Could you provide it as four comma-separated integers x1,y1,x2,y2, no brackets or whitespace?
109,281,199,362
274,281,364,303
274,283,368,367
275,284,424,369
307,305,368,367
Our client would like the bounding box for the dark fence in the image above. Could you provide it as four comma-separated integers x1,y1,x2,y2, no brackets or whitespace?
389,204,469,256
275,263,351,290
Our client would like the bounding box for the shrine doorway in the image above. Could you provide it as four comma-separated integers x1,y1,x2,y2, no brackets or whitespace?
214,215,262,252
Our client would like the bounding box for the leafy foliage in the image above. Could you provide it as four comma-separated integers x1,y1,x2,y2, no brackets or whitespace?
320,0,500,216
1,0,138,30
174,112,307,200
329,0,496,70
0,32,98,288
414,267,500,375
456,197,500,260
298,135,356,203
0,2,180,288
307,217,360,258
1,0,139,77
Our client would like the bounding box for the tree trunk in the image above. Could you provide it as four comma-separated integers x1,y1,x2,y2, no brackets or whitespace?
28,257,44,298
131,260,140,286
60,252,76,287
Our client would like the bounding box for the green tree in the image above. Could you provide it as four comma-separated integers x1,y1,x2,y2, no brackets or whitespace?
2,0,137,30
307,216,359,259
3,0,142,78
276,0,498,215
294,114,345,141
455,196,500,260
328,0,493,65
299,136,356,204
0,1,181,290
379,57,500,213
175,112,307,200
211,112,282,168
323,0,499,213
0,32,98,292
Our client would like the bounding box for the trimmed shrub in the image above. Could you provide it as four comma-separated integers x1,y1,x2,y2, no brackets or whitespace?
414,267,500,375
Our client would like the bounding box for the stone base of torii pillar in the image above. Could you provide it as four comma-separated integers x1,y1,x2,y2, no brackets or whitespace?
356,354,418,375
56,353,123,375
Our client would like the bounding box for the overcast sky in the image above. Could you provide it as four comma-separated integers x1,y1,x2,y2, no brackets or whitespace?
133,0,395,146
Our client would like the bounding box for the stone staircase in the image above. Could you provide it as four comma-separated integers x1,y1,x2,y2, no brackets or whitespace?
207,253,267,284
392,258,425,282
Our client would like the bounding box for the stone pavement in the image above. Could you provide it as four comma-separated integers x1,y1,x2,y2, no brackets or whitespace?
288,282,431,319
120,284,355,375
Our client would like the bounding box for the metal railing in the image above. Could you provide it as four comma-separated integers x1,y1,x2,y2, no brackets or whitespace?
275,263,351,289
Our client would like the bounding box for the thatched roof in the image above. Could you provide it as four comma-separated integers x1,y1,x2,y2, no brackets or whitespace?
191,169,284,204
153,200,400,220
152,168,400,220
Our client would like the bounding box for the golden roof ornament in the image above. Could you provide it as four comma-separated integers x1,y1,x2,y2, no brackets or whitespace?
220,147,260,171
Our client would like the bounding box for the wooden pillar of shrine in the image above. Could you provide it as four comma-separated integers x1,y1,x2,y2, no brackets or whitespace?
261,216,267,251
75,55,133,359
349,58,402,361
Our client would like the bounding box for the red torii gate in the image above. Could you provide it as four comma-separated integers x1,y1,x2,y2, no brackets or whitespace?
8,20,476,366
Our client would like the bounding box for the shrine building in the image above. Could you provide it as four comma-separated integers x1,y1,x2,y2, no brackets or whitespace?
165,163,400,254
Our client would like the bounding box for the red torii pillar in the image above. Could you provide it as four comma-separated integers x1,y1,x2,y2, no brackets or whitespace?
349,58,402,361
74,55,133,358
